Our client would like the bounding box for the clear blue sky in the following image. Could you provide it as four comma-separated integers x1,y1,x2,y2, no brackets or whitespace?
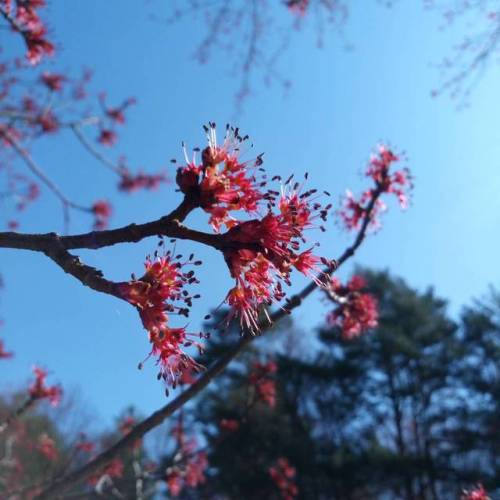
1,0,499,428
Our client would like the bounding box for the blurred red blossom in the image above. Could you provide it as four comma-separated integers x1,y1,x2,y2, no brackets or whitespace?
28,366,62,406
269,457,298,500
326,275,378,339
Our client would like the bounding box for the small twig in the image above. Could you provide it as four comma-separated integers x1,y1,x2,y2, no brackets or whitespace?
0,130,90,232
71,124,124,176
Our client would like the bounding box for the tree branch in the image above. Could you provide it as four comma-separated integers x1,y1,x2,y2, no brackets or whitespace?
34,186,383,499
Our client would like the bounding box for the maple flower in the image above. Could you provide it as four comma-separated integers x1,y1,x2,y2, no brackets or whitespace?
165,421,208,497
219,418,240,432
269,457,298,500
97,128,117,147
461,484,490,500
99,93,136,124
326,275,378,339
176,123,265,231
118,252,204,387
5,0,55,65
338,145,411,232
75,434,94,454
88,458,124,486
249,360,278,407
40,71,65,91
36,110,59,133
177,124,332,332
0,339,13,359
28,366,62,405
37,433,58,461
91,200,112,230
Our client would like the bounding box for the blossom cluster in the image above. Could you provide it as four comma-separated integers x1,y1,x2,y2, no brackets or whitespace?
0,58,165,230
91,200,112,230
37,433,58,461
249,360,278,407
0,0,54,64
96,93,136,147
88,458,124,486
269,457,299,500
166,421,208,497
176,124,332,333
461,484,490,500
118,250,205,387
28,366,62,406
326,275,378,339
338,145,411,232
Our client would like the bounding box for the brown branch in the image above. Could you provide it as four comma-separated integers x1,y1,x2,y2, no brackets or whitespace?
34,186,383,499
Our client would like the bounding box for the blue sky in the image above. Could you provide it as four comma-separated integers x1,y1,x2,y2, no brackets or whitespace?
1,0,500,428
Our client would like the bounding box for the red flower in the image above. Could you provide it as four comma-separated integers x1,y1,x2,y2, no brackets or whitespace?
269,457,298,500
75,436,94,454
462,484,490,500
37,433,58,461
338,145,411,232
36,111,59,133
88,458,124,485
176,124,265,231
219,418,240,432
118,253,204,387
97,129,117,147
0,339,13,359
40,71,65,91
326,275,378,339
91,200,112,230
165,420,208,496
28,366,62,405
249,360,278,407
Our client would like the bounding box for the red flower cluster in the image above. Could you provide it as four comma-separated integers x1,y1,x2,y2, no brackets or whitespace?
99,94,136,125
0,339,13,359
88,458,124,486
28,366,62,405
40,71,65,92
269,458,298,500
91,200,112,230
461,484,490,500
97,128,117,147
166,423,208,497
118,251,204,387
75,434,95,454
176,125,331,332
249,360,278,407
0,0,54,64
326,275,378,339
95,94,136,147
176,123,265,231
338,145,411,231
37,433,58,461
